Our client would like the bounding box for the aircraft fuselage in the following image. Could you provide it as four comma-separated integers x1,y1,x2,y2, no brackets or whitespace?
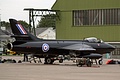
9,39,115,57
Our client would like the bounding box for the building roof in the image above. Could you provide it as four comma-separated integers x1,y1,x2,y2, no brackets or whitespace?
0,29,5,35
0,29,11,41
37,27,56,39
0,28,12,35
35,28,48,36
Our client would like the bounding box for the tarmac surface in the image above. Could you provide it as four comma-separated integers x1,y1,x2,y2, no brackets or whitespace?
0,56,120,80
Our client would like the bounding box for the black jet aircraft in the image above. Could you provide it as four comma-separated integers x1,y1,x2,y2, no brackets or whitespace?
7,19,115,64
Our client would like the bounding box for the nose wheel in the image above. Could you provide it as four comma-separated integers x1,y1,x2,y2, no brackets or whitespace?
98,58,103,65
91,58,103,65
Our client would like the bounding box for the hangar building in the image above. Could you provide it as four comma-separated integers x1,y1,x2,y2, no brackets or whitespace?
52,0,120,56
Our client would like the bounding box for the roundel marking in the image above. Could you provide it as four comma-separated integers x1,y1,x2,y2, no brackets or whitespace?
42,43,49,52
98,44,100,46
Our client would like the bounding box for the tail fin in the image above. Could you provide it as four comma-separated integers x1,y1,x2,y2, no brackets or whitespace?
9,19,40,41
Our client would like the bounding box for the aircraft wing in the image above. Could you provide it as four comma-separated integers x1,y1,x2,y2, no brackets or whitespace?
59,44,96,51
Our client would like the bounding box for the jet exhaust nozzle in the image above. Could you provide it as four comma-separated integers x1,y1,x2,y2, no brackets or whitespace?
7,43,13,50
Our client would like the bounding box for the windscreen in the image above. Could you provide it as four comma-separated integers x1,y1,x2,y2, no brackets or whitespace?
84,37,103,43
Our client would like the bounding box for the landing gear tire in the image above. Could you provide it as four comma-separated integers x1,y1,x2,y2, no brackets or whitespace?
86,59,91,67
98,60,103,65
45,58,54,64
18,60,22,63
59,59,63,63
76,64,83,67
13,60,16,63
86,61,91,67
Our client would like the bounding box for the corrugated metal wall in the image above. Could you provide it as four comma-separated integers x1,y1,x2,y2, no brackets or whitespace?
52,0,120,42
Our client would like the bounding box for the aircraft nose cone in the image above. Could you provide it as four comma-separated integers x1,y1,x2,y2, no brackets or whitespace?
106,43,115,52
108,44,115,49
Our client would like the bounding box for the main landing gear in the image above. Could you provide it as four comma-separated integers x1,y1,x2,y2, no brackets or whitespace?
44,56,64,64
44,57,54,64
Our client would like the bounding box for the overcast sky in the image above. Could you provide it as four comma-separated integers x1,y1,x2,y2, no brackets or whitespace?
0,0,56,22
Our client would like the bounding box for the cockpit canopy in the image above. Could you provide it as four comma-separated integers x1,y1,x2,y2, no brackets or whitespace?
84,37,103,43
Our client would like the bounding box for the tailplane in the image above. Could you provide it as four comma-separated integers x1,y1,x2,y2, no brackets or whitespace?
9,19,40,41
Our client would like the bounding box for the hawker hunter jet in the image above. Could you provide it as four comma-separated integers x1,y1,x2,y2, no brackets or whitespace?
7,19,115,64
